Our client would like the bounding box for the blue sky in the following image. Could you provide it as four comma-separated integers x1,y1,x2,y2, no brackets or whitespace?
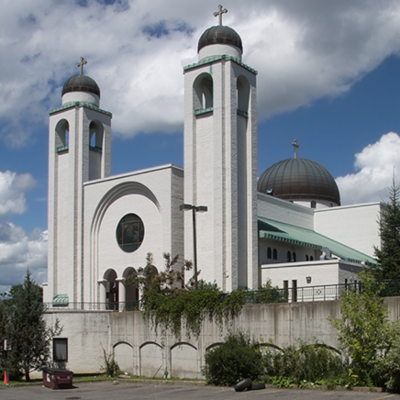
2,0,400,290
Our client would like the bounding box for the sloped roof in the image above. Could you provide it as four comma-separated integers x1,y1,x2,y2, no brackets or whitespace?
258,217,375,264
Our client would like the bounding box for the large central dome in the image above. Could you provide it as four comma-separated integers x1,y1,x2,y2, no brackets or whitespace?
257,158,341,206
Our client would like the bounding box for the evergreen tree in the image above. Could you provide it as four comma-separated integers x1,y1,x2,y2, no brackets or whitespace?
5,270,61,381
373,184,400,280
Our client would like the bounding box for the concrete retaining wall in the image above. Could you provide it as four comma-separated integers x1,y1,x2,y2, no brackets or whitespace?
43,296,400,379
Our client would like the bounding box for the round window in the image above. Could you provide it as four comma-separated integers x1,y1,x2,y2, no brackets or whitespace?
116,214,144,253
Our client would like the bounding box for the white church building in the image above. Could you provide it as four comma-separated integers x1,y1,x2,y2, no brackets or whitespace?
43,9,380,311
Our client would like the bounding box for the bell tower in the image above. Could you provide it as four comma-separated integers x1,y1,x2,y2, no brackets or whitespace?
45,58,112,305
183,7,258,291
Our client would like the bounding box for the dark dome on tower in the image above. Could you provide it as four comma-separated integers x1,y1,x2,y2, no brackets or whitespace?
257,158,341,206
198,25,243,53
62,75,101,98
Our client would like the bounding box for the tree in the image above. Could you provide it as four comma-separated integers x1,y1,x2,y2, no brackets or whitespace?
4,270,61,381
373,184,400,280
329,270,395,386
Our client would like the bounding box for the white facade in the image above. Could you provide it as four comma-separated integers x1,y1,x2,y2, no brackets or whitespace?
44,18,381,311
183,47,258,291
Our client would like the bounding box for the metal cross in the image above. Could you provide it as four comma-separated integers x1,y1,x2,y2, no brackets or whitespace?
292,139,299,159
77,57,87,76
213,4,228,26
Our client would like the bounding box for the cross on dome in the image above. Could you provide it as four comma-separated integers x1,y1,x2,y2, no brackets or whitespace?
292,139,299,159
77,57,87,76
213,4,228,26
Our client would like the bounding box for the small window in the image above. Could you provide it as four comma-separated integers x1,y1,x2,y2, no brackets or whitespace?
311,201,316,209
287,251,291,262
267,247,272,259
273,249,277,260
310,256,314,261
292,252,296,262
53,338,68,362
283,280,289,300
305,255,309,261
292,280,297,302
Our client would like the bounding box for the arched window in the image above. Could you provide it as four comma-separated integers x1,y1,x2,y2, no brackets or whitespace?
193,73,213,113
89,120,104,152
292,252,296,262
55,119,69,153
267,247,272,259
310,256,314,261
287,251,291,262
273,249,277,260
237,75,250,114
311,200,316,209
305,255,309,261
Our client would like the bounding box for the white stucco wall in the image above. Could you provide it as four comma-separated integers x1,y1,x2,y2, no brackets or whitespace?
261,259,362,292
83,164,184,303
314,202,381,257
258,193,314,230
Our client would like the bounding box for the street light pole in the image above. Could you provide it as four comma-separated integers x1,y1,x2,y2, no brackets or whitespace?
180,204,208,290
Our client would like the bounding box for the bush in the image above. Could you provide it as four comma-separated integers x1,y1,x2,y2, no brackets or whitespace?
373,325,400,392
263,341,347,388
203,331,263,386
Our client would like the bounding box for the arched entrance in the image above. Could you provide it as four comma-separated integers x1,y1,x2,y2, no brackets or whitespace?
104,269,118,310
123,267,139,311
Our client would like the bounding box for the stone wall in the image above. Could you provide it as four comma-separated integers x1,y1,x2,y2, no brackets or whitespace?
43,297,400,380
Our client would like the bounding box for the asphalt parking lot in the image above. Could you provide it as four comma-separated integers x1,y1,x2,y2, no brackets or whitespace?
1,381,399,400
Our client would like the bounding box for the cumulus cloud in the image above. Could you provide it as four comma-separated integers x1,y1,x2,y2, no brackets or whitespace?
2,0,400,145
0,171,47,293
336,132,400,205
0,171,35,218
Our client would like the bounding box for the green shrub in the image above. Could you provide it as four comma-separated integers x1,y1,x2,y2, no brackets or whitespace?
373,325,400,392
203,331,263,386
263,341,347,387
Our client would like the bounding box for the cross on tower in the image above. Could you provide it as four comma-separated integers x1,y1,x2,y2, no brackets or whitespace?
213,4,228,26
292,139,299,159
77,57,87,76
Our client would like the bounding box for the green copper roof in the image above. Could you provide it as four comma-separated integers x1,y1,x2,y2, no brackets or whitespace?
49,101,112,117
52,294,69,306
258,217,375,265
184,54,257,75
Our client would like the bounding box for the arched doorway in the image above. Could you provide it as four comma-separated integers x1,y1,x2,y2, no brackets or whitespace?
104,269,118,310
123,267,139,311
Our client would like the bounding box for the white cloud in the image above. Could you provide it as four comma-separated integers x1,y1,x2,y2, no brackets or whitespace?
0,227,48,294
0,171,35,218
2,0,400,144
0,170,46,293
336,132,400,205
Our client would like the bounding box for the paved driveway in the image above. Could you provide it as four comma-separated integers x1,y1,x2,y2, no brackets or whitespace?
0,381,399,400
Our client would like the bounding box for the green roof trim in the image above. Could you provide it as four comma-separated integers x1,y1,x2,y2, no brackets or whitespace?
195,107,214,116
89,145,102,153
52,294,69,306
237,109,249,118
49,101,112,117
57,145,69,153
258,217,376,265
184,54,258,75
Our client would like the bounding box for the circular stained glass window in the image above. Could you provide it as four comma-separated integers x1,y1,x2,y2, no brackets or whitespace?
116,214,144,253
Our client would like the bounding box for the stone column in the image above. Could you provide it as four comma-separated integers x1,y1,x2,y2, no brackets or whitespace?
116,278,126,312
98,279,107,310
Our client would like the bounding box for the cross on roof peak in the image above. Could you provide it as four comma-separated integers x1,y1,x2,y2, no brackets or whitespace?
77,57,87,76
213,4,228,26
292,139,299,159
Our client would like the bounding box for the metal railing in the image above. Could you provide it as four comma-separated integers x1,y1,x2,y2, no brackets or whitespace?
44,280,400,311
45,300,139,312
